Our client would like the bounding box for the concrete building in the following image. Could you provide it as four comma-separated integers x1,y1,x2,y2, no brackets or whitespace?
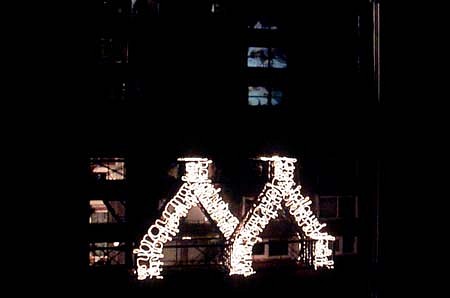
78,0,381,297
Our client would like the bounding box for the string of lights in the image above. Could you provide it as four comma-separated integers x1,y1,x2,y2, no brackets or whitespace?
134,158,239,280
135,156,334,280
227,156,334,276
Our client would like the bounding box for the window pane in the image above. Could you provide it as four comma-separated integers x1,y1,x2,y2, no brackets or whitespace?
333,238,341,253
268,240,288,256
270,48,287,68
253,242,265,255
343,237,356,254
89,242,126,266
248,47,269,68
250,20,278,30
319,197,337,218
271,89,282,105
90,157,126,180
339,196,355,218
89,200,126,223
248,86,269,106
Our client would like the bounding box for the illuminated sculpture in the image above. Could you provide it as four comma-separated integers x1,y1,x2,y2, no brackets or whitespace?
133,158,239,280
134,156,334,280
226,156,334,276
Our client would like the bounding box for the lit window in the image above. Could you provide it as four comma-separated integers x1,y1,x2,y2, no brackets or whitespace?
89,242,126,266
248,86,283,106
248,86,268,106
90,157,126,180
89,200,126,223
211,2,222,14
270,48,287,69
251,20,278,30
271,89,282,105
248,47,287,69
185,205,210,224
248,47,269,68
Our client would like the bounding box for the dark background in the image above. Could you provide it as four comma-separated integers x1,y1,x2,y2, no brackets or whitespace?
32,0,382,296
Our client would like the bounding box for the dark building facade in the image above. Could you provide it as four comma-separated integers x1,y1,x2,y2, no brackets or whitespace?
77,0,381,297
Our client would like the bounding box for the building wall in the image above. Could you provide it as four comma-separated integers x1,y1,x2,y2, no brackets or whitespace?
83,1,379,296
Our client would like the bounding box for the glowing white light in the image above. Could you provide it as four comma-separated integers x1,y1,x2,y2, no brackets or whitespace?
177,157,209,162
258,155,297,163
113,242,120,247
134,158,239,280
135,156,335,280
227,156,334,276
194,183,239,239
313,238,335,269
182,236,192,240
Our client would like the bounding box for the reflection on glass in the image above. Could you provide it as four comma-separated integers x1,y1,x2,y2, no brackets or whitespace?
89,242,126,266
89,200,126,223
248,47,269,68
271,48,287,68
248,86,269,106
90,157,126,180
248,47,287,68
248,86,283,106
249,20,278,30
271,89,283,106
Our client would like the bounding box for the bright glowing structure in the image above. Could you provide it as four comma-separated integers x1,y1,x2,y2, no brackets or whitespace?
134,158,239,280
226,156,335,276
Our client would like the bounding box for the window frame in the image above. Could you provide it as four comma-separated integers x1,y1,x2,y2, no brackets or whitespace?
90,157,126,181
317,195,358,219
247,46,287,69
248,85,283,106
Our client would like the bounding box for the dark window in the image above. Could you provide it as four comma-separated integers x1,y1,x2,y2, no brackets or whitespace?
268,240,288,256
333,238,341,252
343,236,356,254
319,197,338,218
99,36,128,64
319,195,357,218
339,196,356,218
253,242,265,255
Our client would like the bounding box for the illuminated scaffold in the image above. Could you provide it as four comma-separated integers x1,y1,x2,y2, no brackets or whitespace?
226,156,335,277
133,158,239,280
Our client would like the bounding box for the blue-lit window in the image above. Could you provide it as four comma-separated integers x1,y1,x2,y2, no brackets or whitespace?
249,20,278,30
248,86,283,106
248,47,287,69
